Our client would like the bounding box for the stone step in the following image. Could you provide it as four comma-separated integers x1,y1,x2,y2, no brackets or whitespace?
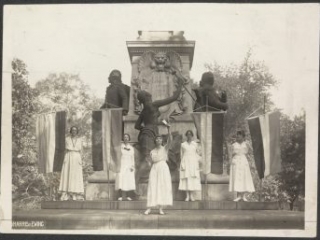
13,209,304,230
41,200,280,210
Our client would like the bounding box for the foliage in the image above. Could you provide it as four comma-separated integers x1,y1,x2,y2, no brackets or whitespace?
278,113,305,209
12,58,47,209
205,50,277,138
204,51,305,208
12,60,102,209
35,73,102,145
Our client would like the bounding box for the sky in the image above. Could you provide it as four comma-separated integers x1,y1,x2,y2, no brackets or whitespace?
3,3,319,117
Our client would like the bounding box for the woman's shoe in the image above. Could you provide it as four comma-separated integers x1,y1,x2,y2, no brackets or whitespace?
159,209,165,215
60,193,68,201
118,197,123,201
243,196,249,202
77,196,85,201
185,197,190,202
233,197,241,202
72,195,77,201
144,209,151,215
127,197,132,201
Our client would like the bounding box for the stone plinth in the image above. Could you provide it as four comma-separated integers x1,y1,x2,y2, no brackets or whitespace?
41,201,281,211
86,170,233,201
85,183,233,201
126,31,195,116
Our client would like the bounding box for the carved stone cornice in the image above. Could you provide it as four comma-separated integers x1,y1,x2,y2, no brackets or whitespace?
126,41,195,68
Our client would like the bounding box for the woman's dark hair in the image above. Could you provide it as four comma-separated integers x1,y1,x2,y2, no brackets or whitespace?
236,130,245,138
185,130,194,137
123,133,131,141
70,126,79,134
154,135,163,144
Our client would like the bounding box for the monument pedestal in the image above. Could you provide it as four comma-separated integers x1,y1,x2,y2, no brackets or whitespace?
85,171,234,201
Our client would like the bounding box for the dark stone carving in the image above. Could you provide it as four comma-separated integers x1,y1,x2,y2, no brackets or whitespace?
101,69,130,116
194,72,228,112
133,71,185,193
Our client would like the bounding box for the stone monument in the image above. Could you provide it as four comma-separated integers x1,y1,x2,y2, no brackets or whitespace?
86,31,233,201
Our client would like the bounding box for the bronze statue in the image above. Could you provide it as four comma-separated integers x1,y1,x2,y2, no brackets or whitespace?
194,72,228,112
133,70,184,194
131,51,188,121
101,69,130,116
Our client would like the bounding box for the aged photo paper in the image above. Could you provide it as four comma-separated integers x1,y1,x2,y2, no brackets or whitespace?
1,3,319,237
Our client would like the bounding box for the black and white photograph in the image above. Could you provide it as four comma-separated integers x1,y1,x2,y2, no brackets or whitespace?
1,3,319,237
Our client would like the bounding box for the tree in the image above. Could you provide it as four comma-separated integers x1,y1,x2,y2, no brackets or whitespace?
34,73,103,198
278,113,305,210
205,50,277,139
12,58,47,209
203,51,305,208
35,72,102,147
204,51,277,183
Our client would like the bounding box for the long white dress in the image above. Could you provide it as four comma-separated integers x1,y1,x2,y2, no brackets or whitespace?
59,137,84,194
229,141,255,192
115,143,136,191
147,146,173,207
179,141,202,191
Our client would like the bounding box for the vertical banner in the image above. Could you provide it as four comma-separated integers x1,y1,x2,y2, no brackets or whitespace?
53,111,66,172
36,113,56,173
248,111,282,179
191,112,225,175
92,111,103,171
267,111,282,175
92,109,122,172
102,109,122,173
248,116,265,179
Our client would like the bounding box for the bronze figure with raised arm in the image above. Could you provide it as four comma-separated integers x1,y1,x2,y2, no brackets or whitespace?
133,70,184,196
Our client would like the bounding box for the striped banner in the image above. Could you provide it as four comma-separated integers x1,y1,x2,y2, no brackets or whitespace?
248,111,282,179
36,111,66,173
191,112,225,174
92,109,122,172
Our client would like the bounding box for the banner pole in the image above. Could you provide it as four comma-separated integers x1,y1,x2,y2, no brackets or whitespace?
205,96,209,202
107,163,110,201
259,94,266,202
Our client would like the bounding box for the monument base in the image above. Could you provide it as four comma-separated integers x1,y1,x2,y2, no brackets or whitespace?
86,171,234,201
85,183,234,201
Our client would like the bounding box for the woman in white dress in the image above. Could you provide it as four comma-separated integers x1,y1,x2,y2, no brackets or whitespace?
59,126,84,201
144,125,172,215
229,130,255,202
116,133,135,201
179,130,202,201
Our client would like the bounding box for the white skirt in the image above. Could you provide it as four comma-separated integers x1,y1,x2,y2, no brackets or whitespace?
59,151,84,194
179,177,201,191
115,168,136,191
147,161,173,207
229,155,255,192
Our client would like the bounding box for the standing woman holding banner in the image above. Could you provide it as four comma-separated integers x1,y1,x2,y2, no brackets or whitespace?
59,126,84,201
229,130,255,201
144,125,173,215
115,133,135,201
